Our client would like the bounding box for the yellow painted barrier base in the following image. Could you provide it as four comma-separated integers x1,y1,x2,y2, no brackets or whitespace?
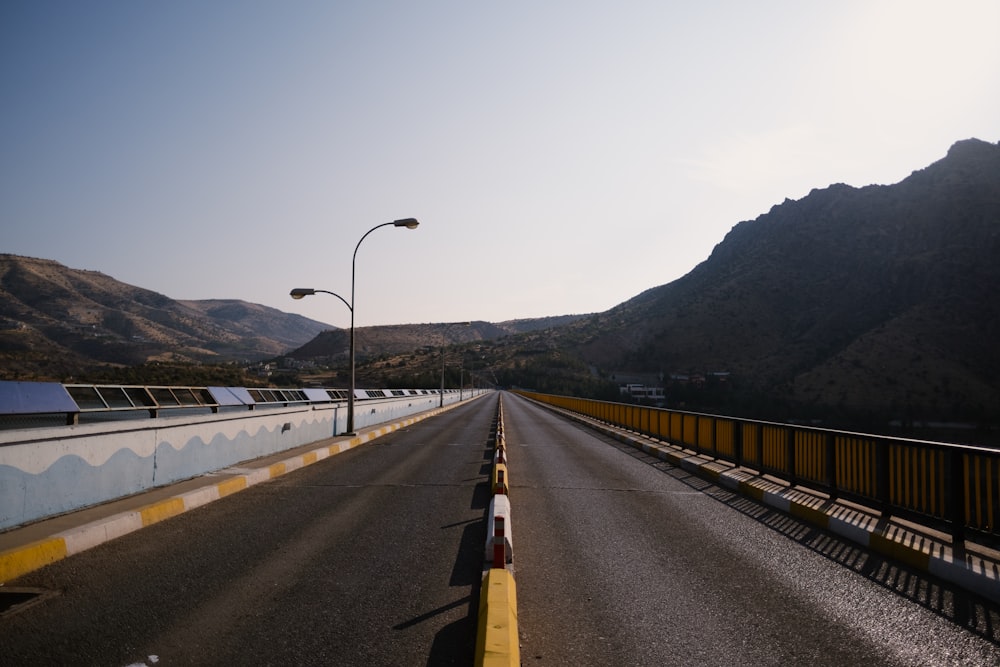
475,568,520,667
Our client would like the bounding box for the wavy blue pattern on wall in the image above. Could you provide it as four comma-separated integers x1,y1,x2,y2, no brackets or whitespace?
0,399,463,531
151,417,334,485
0,414,336,530
0,447,152,529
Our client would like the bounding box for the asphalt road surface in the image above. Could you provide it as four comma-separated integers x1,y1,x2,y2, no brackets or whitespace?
3,391,1000,666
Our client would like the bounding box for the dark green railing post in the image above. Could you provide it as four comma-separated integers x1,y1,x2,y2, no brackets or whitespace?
733,420,744,467
755,423,764,471
694,415,701,455
949,448,967,549
826,432,837,500
787,427,797,486
876,438,891,516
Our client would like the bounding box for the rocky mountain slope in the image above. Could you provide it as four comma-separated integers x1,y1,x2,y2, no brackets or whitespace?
565,138,1000,422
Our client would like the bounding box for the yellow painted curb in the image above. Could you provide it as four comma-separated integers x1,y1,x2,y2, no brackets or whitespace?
0,538,68,583
475,568,520,667
139,498,186,526
216,476,248,498
790,501,830,529
870,532,931,571
740,480,766,502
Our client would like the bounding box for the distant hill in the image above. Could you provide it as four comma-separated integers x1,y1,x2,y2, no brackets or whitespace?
0,255,332,378
0,254,589,381
563,138,1000,423
286,315,590,360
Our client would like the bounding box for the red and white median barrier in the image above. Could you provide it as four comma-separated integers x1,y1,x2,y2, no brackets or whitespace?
486,493,513,565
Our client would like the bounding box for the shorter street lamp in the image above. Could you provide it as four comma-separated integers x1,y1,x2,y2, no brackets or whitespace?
289,288,350,311
290,218,419,435
289,288,351,432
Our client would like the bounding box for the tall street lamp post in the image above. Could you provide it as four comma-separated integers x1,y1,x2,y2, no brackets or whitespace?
291,217,419,435
440,347,446,408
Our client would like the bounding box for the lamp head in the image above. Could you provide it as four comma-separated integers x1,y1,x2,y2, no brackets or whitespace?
289,288,316,300
393,218,420,229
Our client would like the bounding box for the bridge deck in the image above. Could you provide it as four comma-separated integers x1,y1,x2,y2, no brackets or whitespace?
3,405,999,605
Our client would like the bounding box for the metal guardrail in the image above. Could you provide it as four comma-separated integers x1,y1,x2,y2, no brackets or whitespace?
516,391,1000,549
0,381,458,427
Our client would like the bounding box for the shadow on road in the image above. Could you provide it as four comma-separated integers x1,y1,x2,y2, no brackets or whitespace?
602,432,1000,647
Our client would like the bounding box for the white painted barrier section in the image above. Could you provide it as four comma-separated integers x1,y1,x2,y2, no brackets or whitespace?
485,493,513,563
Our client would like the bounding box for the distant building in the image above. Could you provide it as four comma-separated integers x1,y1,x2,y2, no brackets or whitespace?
620,383,665,402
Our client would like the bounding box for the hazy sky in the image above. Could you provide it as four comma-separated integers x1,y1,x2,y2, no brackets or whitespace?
3,2,998,328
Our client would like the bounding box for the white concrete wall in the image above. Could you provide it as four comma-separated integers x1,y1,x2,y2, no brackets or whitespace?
0,391,473,531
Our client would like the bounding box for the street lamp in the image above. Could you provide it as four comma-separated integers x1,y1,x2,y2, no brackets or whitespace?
291,217,419,435
289,288,350,311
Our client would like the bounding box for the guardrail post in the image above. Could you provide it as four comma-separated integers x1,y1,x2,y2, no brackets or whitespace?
786,427,796,486
826,432,837,500
694,416,701,454
733,420,743,467
876,438,891,516
754,423,764,471
949,448,967,549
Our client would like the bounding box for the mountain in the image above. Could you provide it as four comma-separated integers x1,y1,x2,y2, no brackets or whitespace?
563,138,1000,422
0,254,589,381
0,255,332,378
285,316,589,360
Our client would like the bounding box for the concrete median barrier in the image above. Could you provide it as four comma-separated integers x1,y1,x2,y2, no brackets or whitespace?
485,493,512,564
475,567,520,667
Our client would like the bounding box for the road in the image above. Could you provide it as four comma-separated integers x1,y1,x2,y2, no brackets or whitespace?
2,391,1000,666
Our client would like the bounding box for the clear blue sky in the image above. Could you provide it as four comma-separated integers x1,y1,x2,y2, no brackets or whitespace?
3,2,998,328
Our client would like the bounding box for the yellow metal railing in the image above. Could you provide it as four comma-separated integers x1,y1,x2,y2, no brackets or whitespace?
515,390,999,546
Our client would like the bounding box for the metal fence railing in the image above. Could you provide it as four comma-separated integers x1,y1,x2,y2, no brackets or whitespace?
0,381,459,428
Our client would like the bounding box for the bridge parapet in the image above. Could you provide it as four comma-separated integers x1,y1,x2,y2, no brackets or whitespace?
0,380,477,531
